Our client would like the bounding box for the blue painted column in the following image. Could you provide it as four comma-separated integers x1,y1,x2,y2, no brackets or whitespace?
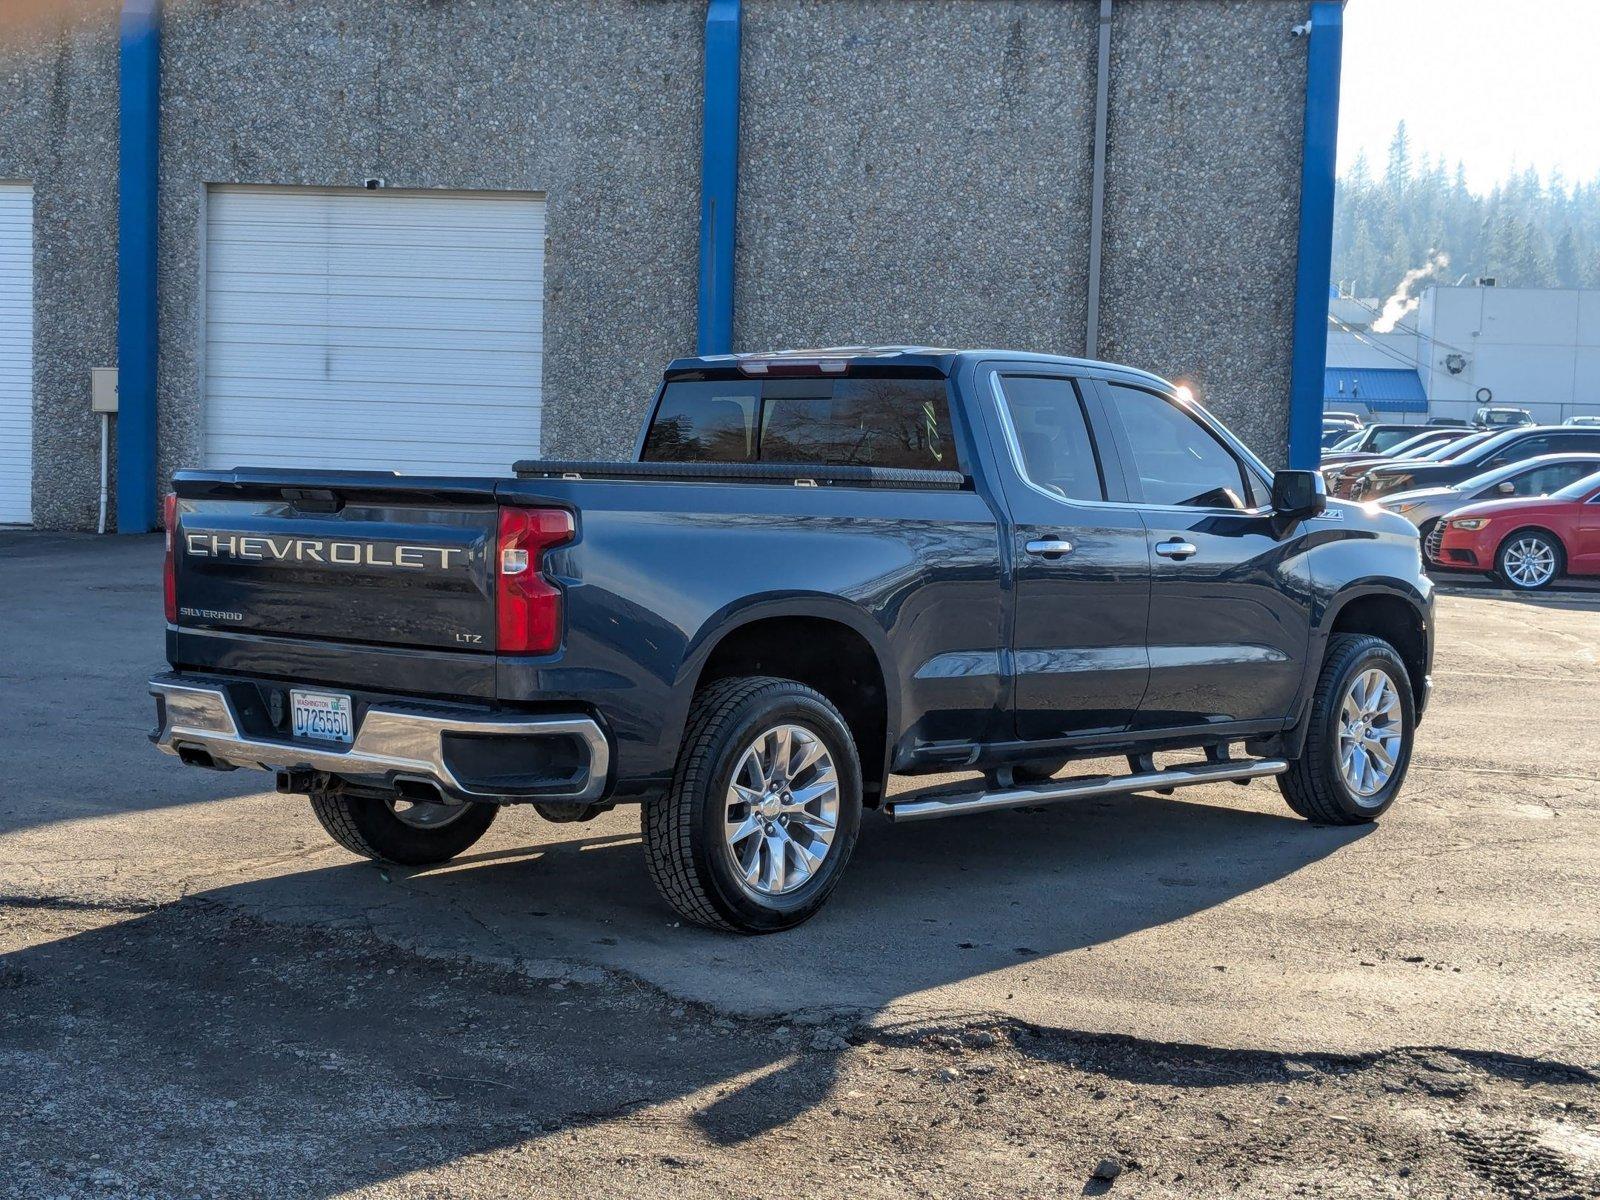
117,0,161,533
1286,1,1343,470
696,0,741,356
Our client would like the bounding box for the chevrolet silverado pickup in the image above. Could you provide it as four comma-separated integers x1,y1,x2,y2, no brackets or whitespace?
151,347,1434,932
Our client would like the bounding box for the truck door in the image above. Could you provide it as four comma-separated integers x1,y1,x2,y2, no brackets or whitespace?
1089,380,1314,731
984,369,1151,740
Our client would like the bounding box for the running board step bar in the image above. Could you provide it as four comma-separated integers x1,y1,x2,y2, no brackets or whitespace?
884,757,1290,823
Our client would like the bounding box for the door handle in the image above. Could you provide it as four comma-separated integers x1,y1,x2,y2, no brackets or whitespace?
1155,539,1198,560
1025,538,1074,559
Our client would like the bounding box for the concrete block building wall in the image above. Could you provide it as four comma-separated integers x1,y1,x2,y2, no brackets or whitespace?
0,3,119,531
0,0,1317,530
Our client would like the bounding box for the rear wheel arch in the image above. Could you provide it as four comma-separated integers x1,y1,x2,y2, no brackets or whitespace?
686,609,893,805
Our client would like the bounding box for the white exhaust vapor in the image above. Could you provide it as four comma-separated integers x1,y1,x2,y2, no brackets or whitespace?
1371,252,1450,333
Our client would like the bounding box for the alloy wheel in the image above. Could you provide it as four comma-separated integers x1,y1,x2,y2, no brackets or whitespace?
723,723,840,897
1502,537,1557,588
1337,667,1404,803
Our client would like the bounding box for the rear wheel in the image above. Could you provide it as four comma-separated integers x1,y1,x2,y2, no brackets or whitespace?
1495,529,1563,591
642,676,863,933
309,790,497,865
1278,634,1415,825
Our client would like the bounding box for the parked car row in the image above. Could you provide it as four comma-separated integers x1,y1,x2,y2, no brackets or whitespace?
1314,413,1600,591
1349,426,1600,501
1319,411,1599,454
1378,453,1600,543
1321,430,1492,497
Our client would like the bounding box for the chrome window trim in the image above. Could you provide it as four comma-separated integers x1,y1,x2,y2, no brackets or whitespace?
986,371,1277,518
987,371,1114,510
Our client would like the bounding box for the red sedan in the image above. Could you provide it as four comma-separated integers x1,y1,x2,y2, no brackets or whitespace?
1429,468,1600,590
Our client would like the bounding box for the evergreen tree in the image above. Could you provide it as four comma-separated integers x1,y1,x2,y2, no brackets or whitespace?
1331,121,1600,300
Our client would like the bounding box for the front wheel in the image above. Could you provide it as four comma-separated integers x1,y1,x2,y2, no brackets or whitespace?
1278,634,1416,825
643,677,863,933
1496,529,1563,591
309,790,497,865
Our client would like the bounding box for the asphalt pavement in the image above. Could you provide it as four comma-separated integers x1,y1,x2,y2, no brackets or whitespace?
3,531,1597,1198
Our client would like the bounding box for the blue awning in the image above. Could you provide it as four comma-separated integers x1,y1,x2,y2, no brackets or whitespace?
1324,367,1427,413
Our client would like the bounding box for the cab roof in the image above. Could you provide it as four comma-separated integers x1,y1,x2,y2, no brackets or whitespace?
664,345,1174,391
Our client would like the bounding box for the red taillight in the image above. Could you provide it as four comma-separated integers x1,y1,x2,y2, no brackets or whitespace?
162,492,178,624
496,506,575,655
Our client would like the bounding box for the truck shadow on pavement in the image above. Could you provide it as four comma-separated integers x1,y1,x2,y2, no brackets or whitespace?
7,790,1499,1196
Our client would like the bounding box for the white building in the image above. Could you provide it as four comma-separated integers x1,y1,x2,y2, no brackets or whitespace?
1415,286,1600,424
1325,284,1600,425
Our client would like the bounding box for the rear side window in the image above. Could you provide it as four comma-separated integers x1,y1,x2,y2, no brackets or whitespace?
994,375,1105,501
642,376,955,470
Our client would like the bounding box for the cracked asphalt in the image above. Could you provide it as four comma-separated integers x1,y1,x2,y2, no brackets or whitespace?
3,531,1598,1198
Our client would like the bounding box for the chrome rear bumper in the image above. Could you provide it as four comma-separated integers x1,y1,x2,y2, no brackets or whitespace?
150,675,609,803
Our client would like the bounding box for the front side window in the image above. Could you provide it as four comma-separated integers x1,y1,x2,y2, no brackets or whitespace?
1507,462,1592,496
1485,435,1551,466
1553,431,1600,453
994,376,1105,502
1369,427,1417,453
1105,384,1255,509
1553,469,1600,501
641,377,953,470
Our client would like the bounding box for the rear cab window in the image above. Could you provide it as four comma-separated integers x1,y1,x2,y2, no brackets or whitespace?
641,375,956,471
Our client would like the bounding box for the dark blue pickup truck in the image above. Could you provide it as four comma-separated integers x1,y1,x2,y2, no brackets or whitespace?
152,347,1433,932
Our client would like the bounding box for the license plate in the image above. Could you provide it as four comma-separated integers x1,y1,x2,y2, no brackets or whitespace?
291,690,354,744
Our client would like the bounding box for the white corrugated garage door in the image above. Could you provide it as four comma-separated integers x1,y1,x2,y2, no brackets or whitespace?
204,186,545,475
0,183,33,524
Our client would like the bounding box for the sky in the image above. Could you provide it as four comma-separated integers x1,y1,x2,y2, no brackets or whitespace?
1337,0,1600,191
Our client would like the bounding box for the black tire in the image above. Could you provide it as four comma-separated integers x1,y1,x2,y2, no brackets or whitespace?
1494,528,1564,591
1278,633,1415,825
642,676,863,934
309,790,497,866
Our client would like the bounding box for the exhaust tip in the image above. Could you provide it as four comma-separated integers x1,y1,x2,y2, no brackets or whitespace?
393,776,445,804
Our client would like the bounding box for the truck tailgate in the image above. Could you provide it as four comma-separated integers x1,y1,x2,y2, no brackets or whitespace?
170,471,499,652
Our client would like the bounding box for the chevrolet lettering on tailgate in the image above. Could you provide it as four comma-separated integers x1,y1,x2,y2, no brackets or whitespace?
184,532,465,570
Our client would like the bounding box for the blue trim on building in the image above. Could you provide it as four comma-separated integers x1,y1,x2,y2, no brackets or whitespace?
696,0,741,356
117,0,161,533
1286,1,1344,469
1325,367,1427,412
